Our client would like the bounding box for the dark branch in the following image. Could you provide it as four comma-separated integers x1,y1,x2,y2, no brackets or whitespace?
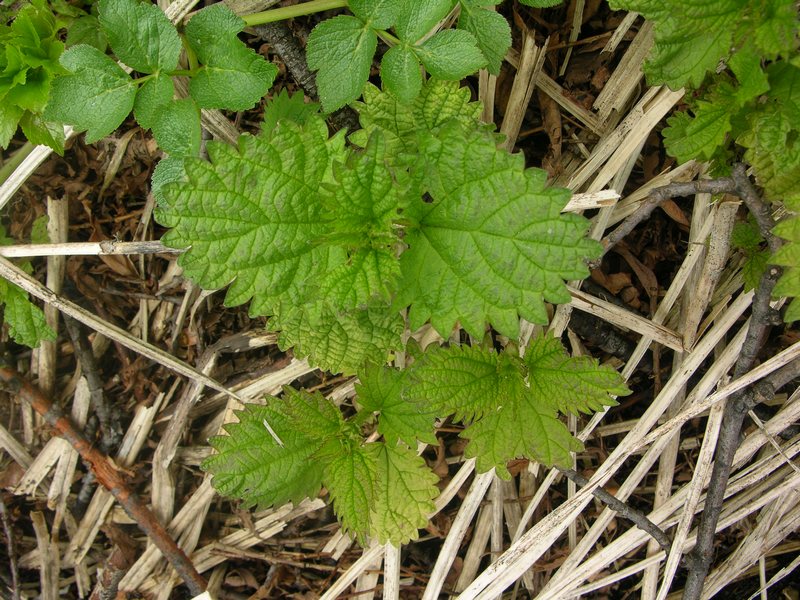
0,366,207,597
560,468,673,556
0,496,20,600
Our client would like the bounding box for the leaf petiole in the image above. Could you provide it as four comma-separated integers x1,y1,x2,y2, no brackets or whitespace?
242,0,348,27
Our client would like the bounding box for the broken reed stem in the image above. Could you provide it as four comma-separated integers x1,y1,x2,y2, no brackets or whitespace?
0,366,207,597
0,240,181,258
0,496,21,600
559,468,673,556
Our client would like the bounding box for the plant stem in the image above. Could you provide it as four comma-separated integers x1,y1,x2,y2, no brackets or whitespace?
243,0,347,26
0,142,35,187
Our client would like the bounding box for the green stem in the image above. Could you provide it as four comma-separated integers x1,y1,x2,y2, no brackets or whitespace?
182,34,199,73
376,28,400,45
0,142,35,187
242,0,348,26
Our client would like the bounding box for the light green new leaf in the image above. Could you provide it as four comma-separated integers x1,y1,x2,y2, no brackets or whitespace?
519,0,564,6
608,0,745,89
356,363,437,445
728,46,770,104
157,118,345,316
133,73,173,131
368,442,439,544
45,44,136,143
752,0,798,59
458,0,512,75
349,0,402,29
150,98,201,157
0,106,23,149
524,335,628,415
399,121,600,338
405,344,521,421
380,45,422,103
98,0,181,73
417,29,487,79
395,0,455,42
771,216,800,322
463,374,582,478
0,279,56,348
307,15,377,112
323,439,378,540
202,399,326,507
18,112,65,155
186,4,276,111
262,89,320,135
273,301,404,375
280,387,349,439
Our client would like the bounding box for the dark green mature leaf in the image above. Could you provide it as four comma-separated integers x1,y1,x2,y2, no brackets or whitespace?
133,73,173,131
186,4,277,110
307,15,377,112
349,0,402,29
356,363,437,445
417,29,486,79
395,0,455,42
66,15,108,51
458,0,511,75
19,112,65,154
0,279,55,348
45,44,136,143
150,97,201,157
98,0,180,73
380,45,423,103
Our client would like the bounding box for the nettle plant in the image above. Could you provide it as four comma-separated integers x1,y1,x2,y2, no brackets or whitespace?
609,0,799,318
1,0,631,543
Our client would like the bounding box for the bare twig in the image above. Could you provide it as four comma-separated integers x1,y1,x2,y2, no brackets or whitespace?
731,164,782,253
0,366,207,597
89,545,133,600
0,496,21,600
560,468,673,556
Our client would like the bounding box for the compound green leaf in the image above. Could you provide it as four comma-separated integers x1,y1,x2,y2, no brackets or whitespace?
0,279,55,348
380,44,423,103
463,374,581,478
273,301,404,375
157,118,345,315
45,44,136,143
405,344,521,421
307,15,377,112
349,0,402,29
98,0,180,73
150,97,200,157
133,73,173,131
356,363,437,445
323,439,378,541
368,442,439,544
66,15,107,51
458,0,512,75
202,399,326,507
395,0,455,42
417,29,486,79
524,334,628,415
399,121,600,338
280,387,349,439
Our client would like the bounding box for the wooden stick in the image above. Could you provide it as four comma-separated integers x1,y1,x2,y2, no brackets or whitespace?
0,366,207,597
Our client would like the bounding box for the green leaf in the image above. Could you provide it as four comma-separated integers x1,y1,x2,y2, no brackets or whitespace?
380,45,422,103
349,0,402,29
273,301,404,375
98,0,181,73
751,0,798,59
323,439,378,541
608,0,745,89
367,442,439,544
262,89,320,135
133,73,173,131
150,97,201,157
186,4,276,111
728,46,770,104
523,334,628,415
772,216,800,322
30,215,49,245
519,0,564,6
417,29,486,79
18,111,65,154
398,121,600,338
463,374,581,477
65,15,107,51
0,106,23,149
157,118,346,315
306,15,377,112
457,0,511,75
45,44,137,143
405,344,520,421
150,156,185,204
742,249,770,292
202,396,327,507
0,278,55,348
280,386,350,439
356,363,437,445
663,100,732,164
395,0,455,42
